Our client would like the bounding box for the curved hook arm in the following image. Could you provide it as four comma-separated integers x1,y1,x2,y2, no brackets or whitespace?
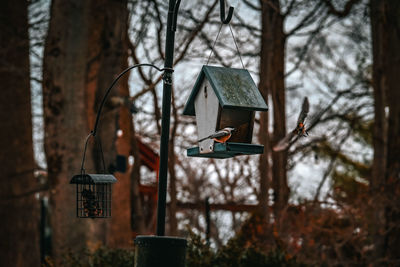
80,63,173,173
172,0,181,32
91,63,172,137
220,0,234,24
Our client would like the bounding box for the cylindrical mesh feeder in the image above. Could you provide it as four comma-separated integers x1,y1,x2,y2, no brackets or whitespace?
70,174,117,218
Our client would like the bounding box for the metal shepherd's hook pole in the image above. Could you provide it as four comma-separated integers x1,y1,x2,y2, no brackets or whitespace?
155,0,180,236
157,0,234,236
155,0,234,237
135,1,235,266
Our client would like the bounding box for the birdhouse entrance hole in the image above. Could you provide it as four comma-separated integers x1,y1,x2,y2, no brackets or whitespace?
217,107,255,143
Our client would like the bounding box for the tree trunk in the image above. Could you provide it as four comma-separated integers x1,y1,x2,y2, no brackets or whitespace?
257,0,272,218
43,0,129,260
259,0,288,219
0,1,40,266
109,102,134,247
378,0,400,260
107,67,133,248
370,0,388,260
130,124,146,235
84,0,132,248
168,96,179,236
168,144,178,236
370,0,400,261
43,0,101,261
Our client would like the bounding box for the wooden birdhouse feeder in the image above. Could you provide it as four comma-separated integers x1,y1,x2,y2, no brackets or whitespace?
183,65,268,158
70,174,117,218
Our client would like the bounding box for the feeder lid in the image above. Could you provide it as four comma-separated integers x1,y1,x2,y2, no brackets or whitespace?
183,65,268,116
70,174,117,184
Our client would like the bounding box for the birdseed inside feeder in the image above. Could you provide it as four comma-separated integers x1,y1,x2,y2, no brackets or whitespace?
70,174,117,218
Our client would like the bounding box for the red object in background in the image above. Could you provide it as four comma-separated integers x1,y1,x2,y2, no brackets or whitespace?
136,138,159,235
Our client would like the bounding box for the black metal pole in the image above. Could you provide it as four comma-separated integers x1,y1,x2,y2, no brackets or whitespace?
134,3,188,265
205,197,211,244
156,0,177,236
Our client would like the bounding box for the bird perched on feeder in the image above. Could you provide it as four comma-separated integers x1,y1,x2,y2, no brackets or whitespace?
198,127,236,143
273,97,309,152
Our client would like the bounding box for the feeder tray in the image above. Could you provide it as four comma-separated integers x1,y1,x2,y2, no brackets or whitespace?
187,142,264,159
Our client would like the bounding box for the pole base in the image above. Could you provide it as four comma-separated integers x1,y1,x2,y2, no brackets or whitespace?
134,236,187,267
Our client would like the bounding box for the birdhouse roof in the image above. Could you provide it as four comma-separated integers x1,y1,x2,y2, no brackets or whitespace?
183,65,268,116
70,174,117,184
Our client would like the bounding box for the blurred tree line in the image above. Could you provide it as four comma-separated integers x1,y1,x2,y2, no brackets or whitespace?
0,0,399,266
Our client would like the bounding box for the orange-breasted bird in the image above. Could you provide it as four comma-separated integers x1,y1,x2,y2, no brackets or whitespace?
198,127,236,143
273,97,309,152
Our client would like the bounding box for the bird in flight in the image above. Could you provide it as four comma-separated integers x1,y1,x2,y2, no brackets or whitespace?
273,97,309,152
198,127,236,143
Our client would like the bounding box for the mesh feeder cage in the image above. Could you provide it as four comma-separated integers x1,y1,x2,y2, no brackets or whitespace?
70,174,117,218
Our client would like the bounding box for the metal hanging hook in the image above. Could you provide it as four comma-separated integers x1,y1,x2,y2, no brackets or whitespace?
172,0,181,32
173,0,233,30
219,0,234,24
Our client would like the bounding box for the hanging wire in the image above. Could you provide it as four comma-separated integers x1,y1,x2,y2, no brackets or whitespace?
80,133,92,175
206,23,223,65
206,5,245,69
96,135,107,174
228,24,245,69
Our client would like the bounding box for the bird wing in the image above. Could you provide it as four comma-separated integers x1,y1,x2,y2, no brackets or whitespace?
296,97,309,125
273,131,296,152
198,130,229,142
209,130,230,139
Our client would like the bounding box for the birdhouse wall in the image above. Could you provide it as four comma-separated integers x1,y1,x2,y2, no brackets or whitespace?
217,107,254,143
194,79,219,154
